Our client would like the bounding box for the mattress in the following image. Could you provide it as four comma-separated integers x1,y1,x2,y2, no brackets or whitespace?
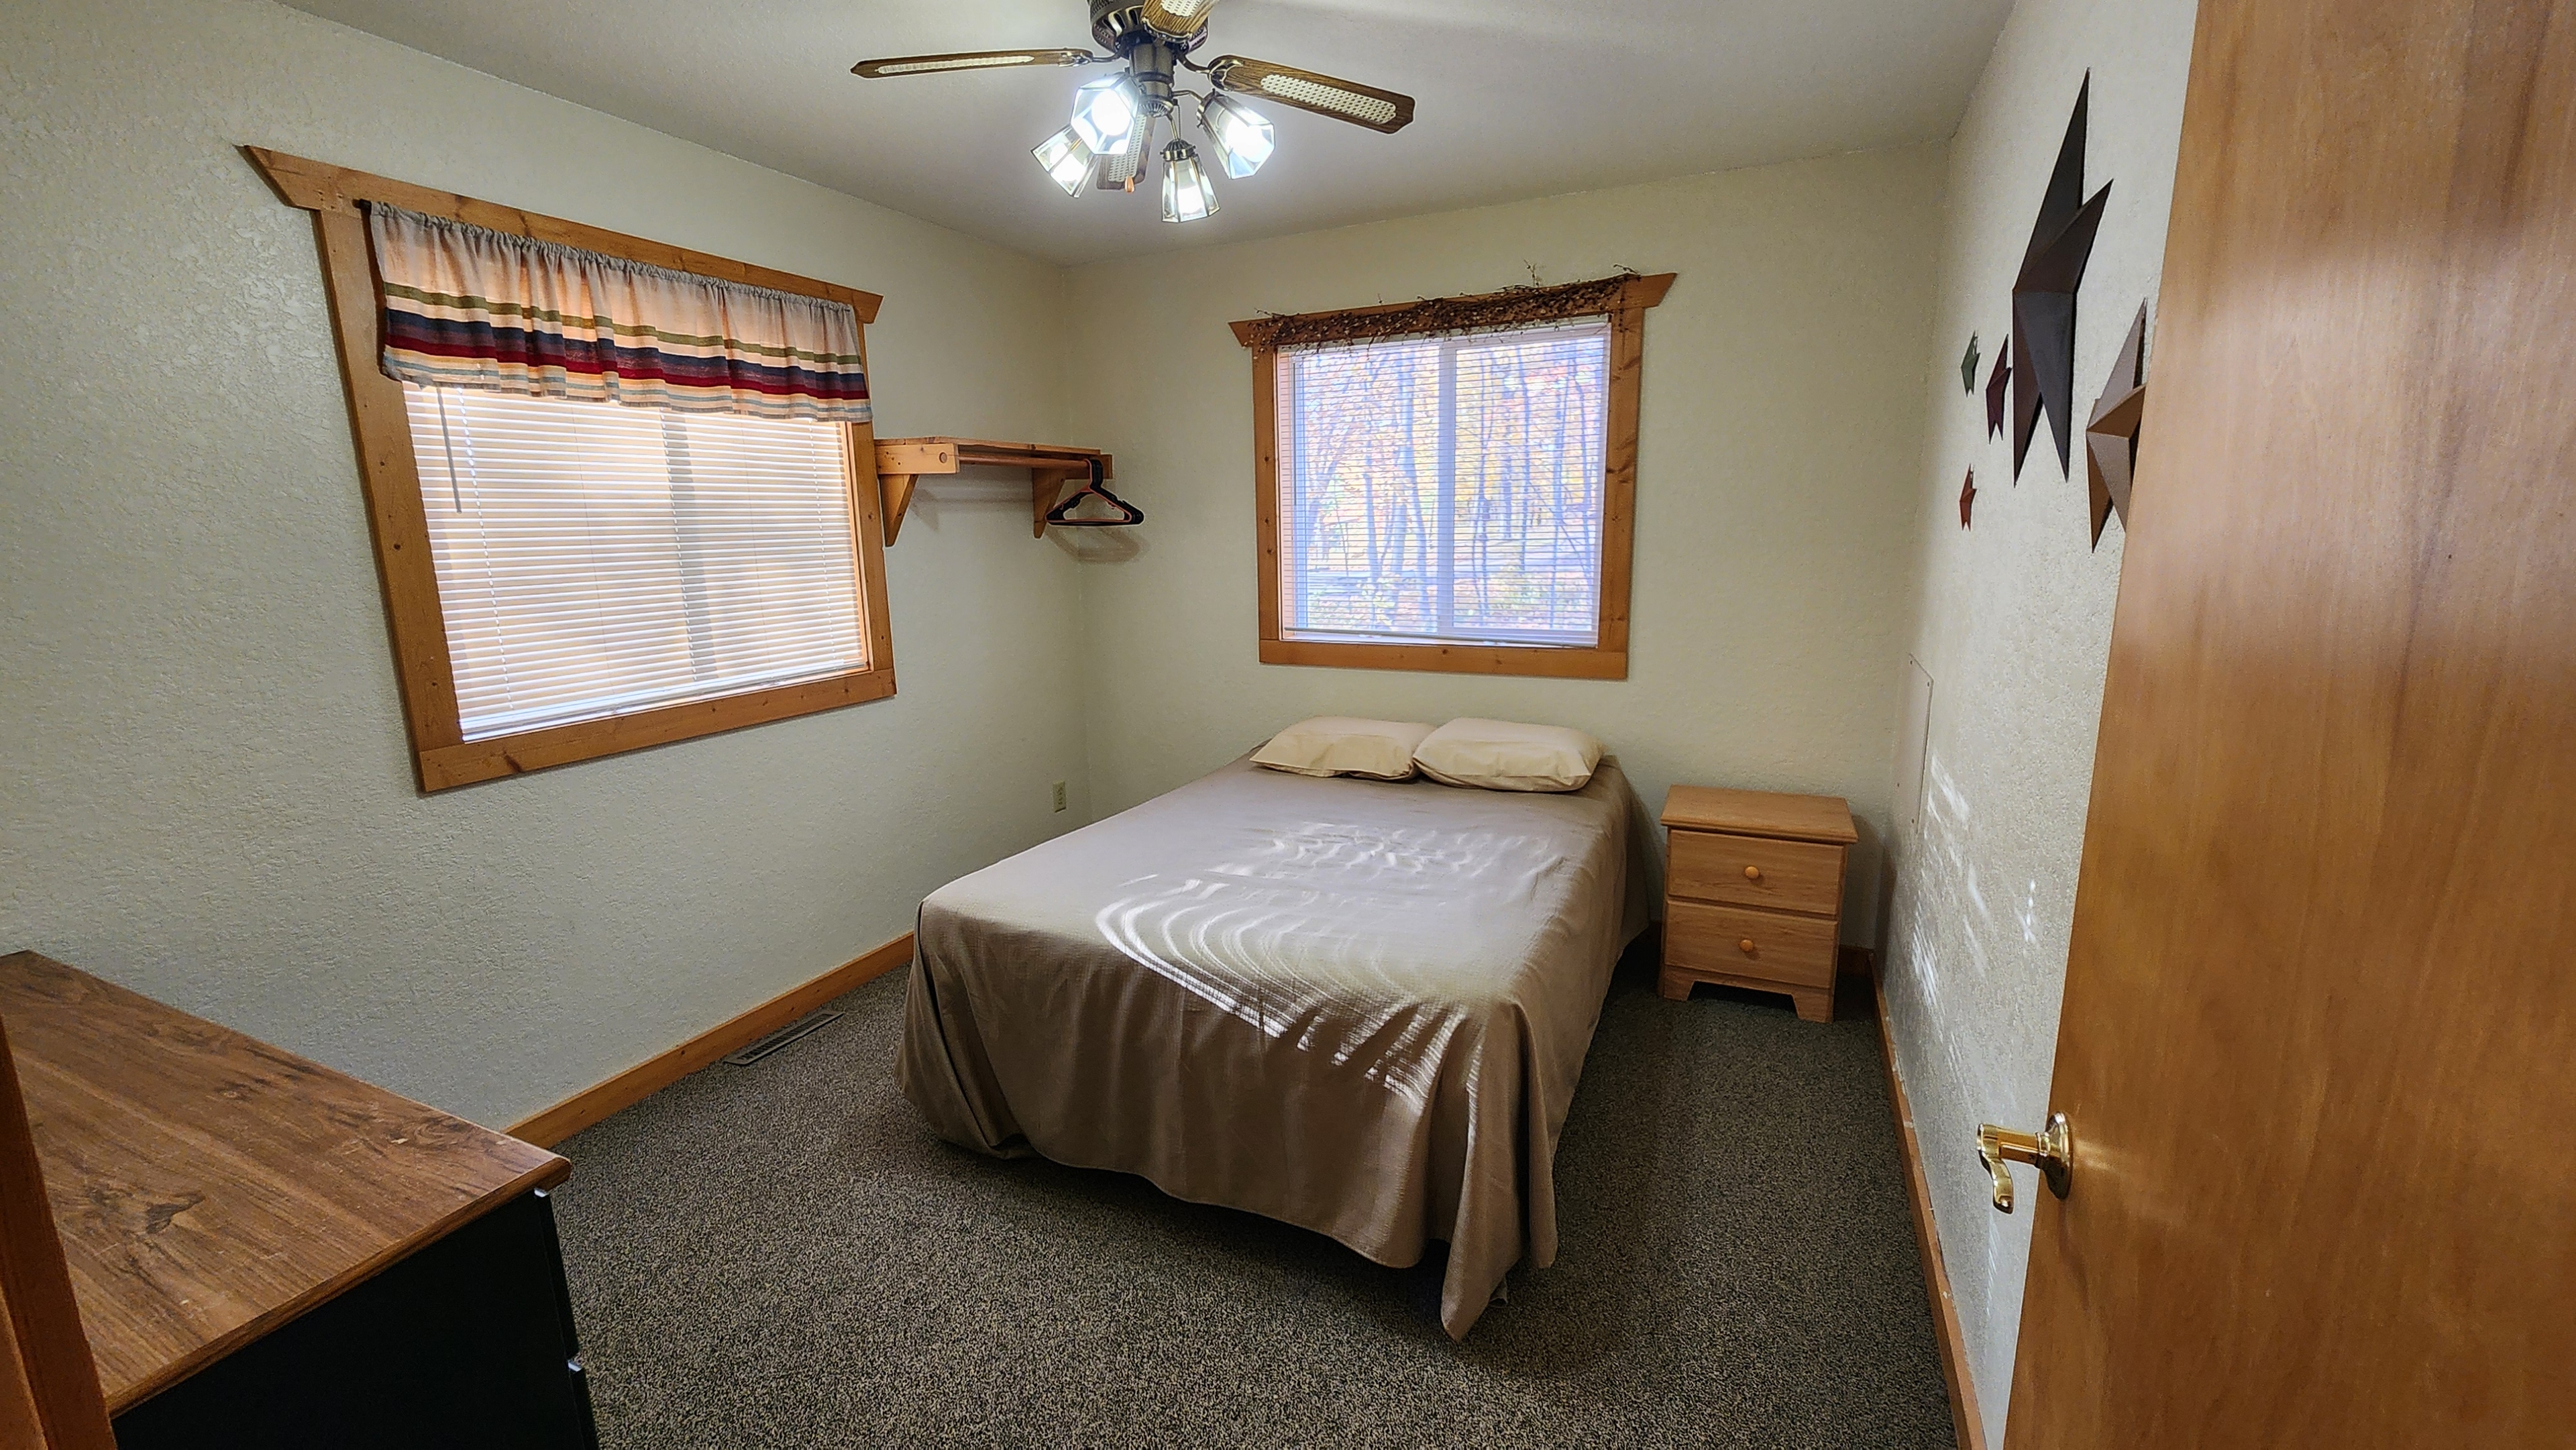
897,752,1647,1339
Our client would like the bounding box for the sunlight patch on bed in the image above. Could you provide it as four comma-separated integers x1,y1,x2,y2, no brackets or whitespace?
1089,817,1567,1104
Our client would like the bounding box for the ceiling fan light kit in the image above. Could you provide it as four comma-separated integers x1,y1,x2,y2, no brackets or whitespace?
1069,72,1144,154
1201,91,1273,178
853,1,1415,225
1032,126,1095,196
1161,140,1218,223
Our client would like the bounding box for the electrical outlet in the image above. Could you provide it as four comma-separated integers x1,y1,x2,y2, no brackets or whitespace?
1052,781,1068,813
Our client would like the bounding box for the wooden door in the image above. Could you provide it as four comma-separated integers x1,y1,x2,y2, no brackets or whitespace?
2002,1,2576,1444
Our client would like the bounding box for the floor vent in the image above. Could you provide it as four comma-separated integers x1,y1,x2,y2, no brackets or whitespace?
724,1009,843,1067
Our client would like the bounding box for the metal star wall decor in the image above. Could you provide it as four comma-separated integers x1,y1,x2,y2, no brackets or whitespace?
2012,75,2112,479
1960,334,1982,394
2084,302,2149,547
1960,468,1977,528
1986,335,2012,439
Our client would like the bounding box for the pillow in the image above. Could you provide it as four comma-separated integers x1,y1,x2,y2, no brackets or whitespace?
1412,718,1604,793
1250,716,1437,781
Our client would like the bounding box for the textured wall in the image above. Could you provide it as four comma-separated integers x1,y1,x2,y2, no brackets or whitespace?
1061,150,1948,943
1876,1,2200,1439
0,0,1085,1129
0,25,2209,1413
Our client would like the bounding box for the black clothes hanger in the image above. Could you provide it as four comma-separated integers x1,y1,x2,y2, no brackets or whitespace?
1045,457,1144,527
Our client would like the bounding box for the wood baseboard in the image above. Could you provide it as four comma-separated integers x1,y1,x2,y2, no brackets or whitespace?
1873,968,1987,1450
505,932,915,1148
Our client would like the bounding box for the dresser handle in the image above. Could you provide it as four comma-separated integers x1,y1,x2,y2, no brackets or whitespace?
1743,865,1763,881
1737,938,1756,954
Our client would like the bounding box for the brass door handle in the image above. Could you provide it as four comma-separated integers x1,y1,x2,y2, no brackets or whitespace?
1976,1113,2072,1213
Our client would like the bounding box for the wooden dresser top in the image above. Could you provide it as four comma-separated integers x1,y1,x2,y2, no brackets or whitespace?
0,952,567,1412
1661,785,1858,844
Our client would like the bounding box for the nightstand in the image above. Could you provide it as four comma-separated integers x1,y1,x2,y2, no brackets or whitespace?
1658,785,1858,1022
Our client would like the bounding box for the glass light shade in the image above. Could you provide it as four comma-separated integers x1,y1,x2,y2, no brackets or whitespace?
1161,140,1218,223
1201,93,1274,178
1031,126,1093,197
1071,74,1143,154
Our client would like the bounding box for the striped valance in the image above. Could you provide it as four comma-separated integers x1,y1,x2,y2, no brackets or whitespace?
366,203,870,423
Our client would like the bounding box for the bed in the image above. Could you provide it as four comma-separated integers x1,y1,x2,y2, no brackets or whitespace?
896,752,1649,1339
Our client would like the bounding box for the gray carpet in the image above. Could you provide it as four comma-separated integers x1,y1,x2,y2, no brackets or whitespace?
551,944,1952,1448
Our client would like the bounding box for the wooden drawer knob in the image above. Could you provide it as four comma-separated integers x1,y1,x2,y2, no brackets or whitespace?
1743,865,1763,881
1738,938,1757,954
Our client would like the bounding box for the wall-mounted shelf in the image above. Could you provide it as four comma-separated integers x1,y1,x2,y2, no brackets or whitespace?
872,437,1116,543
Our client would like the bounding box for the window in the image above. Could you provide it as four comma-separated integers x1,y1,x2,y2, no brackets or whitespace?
405,386,872,742
1277,321,1611,649
251,148,892,791
1237,274,1670,678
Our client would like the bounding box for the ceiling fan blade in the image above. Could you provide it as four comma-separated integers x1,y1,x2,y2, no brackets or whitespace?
851,49,1098,79
1140,0,1226,39
1205,56,1415,134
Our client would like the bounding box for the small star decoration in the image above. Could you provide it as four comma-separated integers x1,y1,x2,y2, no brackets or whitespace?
1959,469,1977,528
2084,302,2149,547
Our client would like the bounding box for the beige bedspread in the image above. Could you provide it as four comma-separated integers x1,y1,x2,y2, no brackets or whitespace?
897,753,1645,1339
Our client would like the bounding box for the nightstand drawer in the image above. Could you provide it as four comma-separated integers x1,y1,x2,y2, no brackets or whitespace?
1668,830,1844,917
1664,900,1839,988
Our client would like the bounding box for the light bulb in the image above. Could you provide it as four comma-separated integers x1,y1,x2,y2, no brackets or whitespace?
1071,74,1143,155
1032,126,1093,197
1201,93,1274,179
1161,139,1218,223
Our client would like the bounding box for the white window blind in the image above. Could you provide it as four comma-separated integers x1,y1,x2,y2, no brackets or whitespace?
402,384,869,742
1275,319,1611,648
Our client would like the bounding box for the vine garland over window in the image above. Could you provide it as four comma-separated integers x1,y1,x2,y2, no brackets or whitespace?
1232,273,1656,351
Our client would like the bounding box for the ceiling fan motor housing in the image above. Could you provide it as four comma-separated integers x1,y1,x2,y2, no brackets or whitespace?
1087,2,1205,54
1090,4,1190,125
1092,2,1208,54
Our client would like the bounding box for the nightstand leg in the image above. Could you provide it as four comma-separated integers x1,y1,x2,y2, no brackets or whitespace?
1790,986,1832,1023
1656,967,1692,1001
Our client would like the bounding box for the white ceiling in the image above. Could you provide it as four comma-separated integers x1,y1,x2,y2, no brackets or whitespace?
281,0,2011,266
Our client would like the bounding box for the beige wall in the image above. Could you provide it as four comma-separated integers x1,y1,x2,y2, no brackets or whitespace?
1063,148,1949,942
1876,1,2201,1440
0,0,1086,1128
0,32,2198,1423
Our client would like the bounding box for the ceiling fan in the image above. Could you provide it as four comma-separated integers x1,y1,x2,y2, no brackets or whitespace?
853,1,1417,224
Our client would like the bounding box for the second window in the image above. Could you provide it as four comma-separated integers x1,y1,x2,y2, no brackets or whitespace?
1274,319,1612,651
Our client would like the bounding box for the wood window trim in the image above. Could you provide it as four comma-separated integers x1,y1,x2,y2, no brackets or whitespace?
244,148,897,792
1233,272,1673,680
